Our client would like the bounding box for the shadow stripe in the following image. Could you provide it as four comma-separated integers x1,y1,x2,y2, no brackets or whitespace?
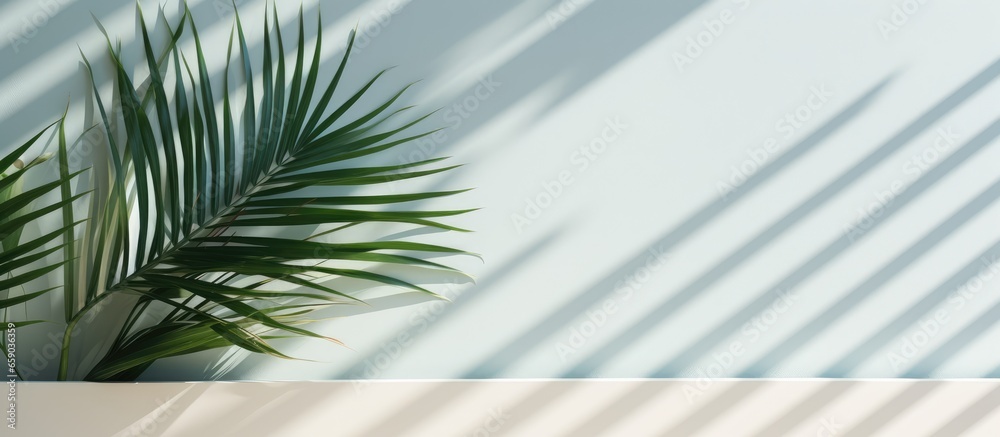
928,385,1000,437
822,240,1000,377
492,381,583,437
556,382,673,437
744,173,1000,376
660,381,766,437
354,381,470,437
568,59,1000,378
655,118,1000,378
905,295,1000,377
544,81,888,379
843,382,942,437
328,231,564,380
750,382,854,437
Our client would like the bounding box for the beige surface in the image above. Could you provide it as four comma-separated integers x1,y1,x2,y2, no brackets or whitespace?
5,380,1000,436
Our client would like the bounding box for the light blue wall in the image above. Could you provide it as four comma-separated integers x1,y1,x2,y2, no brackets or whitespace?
3,0,1000,380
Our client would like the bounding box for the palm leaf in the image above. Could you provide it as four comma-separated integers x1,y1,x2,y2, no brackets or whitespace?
37,5,476,381
1,123,87,358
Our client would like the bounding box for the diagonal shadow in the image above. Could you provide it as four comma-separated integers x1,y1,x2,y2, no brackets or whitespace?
561,58,1000,378
318,230,566,381
742,174,1000,377
841,382,943,437
927,385,1000,437
336,0,733,415
405,0,722,197
821,239,1000,377
78,1,600,382
649,117,1000,378
309,0,719,384
904,285,1000,377
461,380,578,437
51,2,500,380
135,292,449,380
1,0,368,149
223,383,352,437
749,381,854,437
0,0,130,77
354,381,473,437
658,380,767,436
0,0,217,134
8,0,531,380
3,0,528,380
457,79,889,379
317,229,567,433
8,0,692,163
150,382,352,437
554,381,675,437
111,383,211,437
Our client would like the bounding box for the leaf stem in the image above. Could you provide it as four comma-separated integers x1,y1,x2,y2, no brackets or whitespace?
57,292,112,380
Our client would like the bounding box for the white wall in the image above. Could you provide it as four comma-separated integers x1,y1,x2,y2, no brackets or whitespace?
3,0,1000,380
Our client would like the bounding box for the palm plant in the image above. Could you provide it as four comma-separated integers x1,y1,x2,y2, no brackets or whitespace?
0,3,475,381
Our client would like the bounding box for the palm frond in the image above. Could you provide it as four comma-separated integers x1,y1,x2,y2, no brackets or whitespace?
37,4,477,381
0,123,82,300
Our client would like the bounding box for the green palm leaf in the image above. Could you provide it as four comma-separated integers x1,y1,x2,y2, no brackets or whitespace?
1,123,87,372
24,4,477,381
0,124,78,296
